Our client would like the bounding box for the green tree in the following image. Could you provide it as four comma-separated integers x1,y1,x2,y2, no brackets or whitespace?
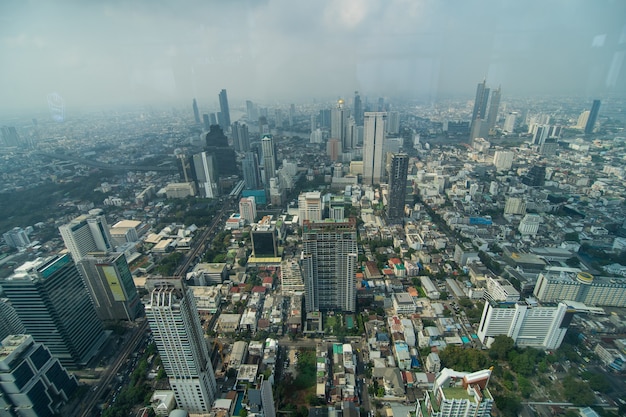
489,335,514,361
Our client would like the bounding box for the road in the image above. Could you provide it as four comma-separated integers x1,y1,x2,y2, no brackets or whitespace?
73,320,149,417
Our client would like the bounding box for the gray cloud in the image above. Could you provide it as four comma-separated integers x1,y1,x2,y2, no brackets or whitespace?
1,0,625,113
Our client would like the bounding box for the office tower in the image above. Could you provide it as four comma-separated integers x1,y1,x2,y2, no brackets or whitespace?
504,197,526,215
346,117,358,150
0,334,78,417
2,227,30,249
416,368,493,417
503,112,517,133
377,97,385,112
362,112,387,185
584,99,601,134
274,108,284,129
387,153,409,223
59,212,113,262
218,89,231,130
261,135,277,186
76,252,142,321
486,86,501,131
209,113,218,126
203,114,211,130
193,152,218,198
251,216,279,258
269,177,285,206
192,98,201,124
242,152,262,190
289,104,295,128
239,197,257,224
530,124,549,146
246,100,257,120
298,191,322,226
319,109,331,129
331,99,349,150
326,138,340,162
522,165,546,187
478,301,572,350
386,111,400,135
301,219,357,313
145,279,217,413
0,255,106,367
0,299,25,342
0,126,21,147
205,124,237,177
353,91,363,126
231,121,249,152
492,150,514,171
518,214,541,235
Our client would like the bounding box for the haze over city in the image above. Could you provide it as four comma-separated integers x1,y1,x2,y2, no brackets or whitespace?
1,0,625,114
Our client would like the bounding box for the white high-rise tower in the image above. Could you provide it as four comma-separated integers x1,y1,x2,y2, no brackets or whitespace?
58,211,113,262
145,279,217,413
362,112,387,185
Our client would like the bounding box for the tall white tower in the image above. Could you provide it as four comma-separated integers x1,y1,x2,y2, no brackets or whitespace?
261,135,276,186
59,211,113,262
145,279,217,413
362,112,387,185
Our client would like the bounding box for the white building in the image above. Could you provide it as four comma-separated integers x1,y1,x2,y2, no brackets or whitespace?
59,211,114,262
518,214,541,235
145,279,217,413
504,197,526,215
420,276,440,300
493,151,514,171
298,191,322,226
485,276,520,303
393,293,417,314
362,112,387,185
239,197,257,224
477,301,571,350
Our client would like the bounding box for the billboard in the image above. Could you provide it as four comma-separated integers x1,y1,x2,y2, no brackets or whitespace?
101,265,126,301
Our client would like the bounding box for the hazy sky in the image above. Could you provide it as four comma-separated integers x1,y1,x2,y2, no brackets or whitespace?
1,0,625,113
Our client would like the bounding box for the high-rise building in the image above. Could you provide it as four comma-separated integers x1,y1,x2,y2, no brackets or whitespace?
250,216,279,258
522,165,546,187
301,219,357,313
478,301,572,350
231,121,250,152
416,368,493,417
387,153,409,223
203,114,211,130
503,112,517,133
331,99,349,150
353,91,363,126
145,279,217,413
0,299,25,342
584,99,601,134
218,89,231,130
242,152,262,190
486,86,501,131
246,100,257,121
533,269,626,307
261,135,276,186
471,80,490,123
193,152,218,198
192,98,201,124
0,334,78,417
0,126,21,148
239,197,257,224
362,112,387,185
386,111,400,135
326,138,340,162
205,125,237,177
77,252,142,321
289,104,295,128
492,150,514,171
3,227,30,249
59,212,114,262
298,192,322,226
0,255,106,367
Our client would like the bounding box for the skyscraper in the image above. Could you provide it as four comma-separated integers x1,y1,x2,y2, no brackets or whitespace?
205,124,237,177
192,98,201,124
387,153,409,223
470,80,491,140
298,191,322,226
0,334,78,417
0,299,25,342
231,121,249,152
145,279,217,413
59,212,114,262
77,252,142,321
261,135,276,186
486,86,501,131
331,99,349,150
193,151,218,198
362,112,387,185
239,197,257,224
584,99,601,134
218,89,231,130
353,91,363,126
0,255,106,367
301,219,357,313
242,151,262,190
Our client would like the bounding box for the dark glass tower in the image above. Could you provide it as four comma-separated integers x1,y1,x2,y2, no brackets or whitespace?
353,91,363,126
0,255,106,367
584,99,601,134
387,153,410,223
218,89,231,130
192,98,201,124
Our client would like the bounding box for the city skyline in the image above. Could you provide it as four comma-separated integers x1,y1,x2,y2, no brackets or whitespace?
1,0,624,113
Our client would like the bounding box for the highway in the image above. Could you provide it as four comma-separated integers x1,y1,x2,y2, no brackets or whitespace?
74,320,149,417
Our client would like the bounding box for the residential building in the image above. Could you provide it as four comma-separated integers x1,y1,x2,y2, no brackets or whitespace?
261,135,277,186
298,191,322,226
2,227,30,249
145,279,217,413
387,153,409,223
302,219,357,313
492,151,513,171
